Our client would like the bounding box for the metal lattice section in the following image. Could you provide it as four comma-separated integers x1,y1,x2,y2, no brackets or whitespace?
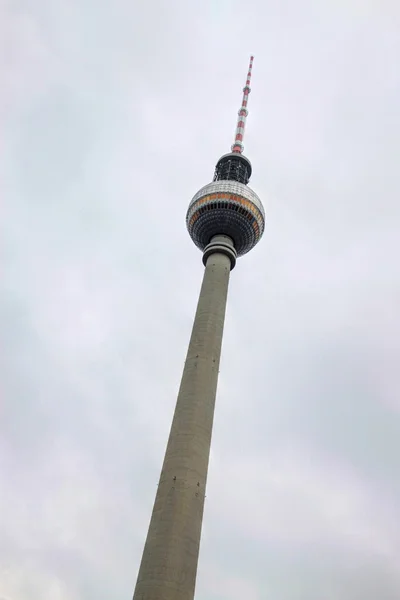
186,181,265,257
213,153,252,185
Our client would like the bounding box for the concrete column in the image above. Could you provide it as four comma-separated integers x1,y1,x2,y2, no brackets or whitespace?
132,236,236,600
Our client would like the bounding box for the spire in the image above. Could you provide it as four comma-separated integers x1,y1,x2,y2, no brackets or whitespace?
231,55,254,154
213,56,254,186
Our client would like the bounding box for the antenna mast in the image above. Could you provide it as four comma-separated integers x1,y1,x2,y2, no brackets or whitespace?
231,55,254,154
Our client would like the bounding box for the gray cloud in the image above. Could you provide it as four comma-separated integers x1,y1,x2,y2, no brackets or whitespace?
1,0,400,598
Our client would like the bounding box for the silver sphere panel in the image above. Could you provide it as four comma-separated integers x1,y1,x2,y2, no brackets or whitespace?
186,181,265,257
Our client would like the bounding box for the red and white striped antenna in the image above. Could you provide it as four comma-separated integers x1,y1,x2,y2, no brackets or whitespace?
231,55,254,154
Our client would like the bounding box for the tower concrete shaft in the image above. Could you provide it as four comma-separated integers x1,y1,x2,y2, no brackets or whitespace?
132,236,236,600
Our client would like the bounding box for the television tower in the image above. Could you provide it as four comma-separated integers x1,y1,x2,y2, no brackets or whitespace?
132,56,265,600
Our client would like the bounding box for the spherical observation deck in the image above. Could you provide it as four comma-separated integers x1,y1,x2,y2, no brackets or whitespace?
186,180,265,257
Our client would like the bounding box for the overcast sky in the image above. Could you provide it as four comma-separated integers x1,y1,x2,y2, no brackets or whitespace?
1,1,400,599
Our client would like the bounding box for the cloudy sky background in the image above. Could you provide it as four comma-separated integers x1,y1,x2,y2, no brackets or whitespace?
2,0,400,598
